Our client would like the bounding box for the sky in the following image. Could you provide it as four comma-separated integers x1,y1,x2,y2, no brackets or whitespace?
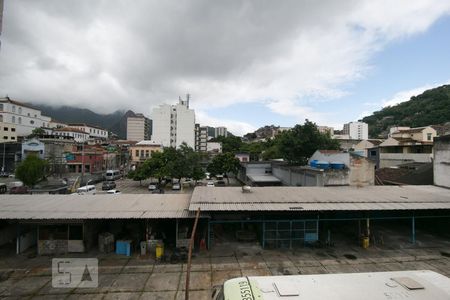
1,1,450,136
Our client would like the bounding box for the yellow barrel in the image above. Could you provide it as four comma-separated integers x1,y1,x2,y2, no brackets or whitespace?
155,242,164,259
361,236,369,249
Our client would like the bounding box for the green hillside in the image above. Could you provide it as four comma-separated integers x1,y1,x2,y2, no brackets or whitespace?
362,85,450,137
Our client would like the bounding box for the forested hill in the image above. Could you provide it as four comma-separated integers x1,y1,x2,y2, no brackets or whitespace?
362,85,450,138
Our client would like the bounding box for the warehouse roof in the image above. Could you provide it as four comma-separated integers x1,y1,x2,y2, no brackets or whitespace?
0,194,200,220
189,186,450,211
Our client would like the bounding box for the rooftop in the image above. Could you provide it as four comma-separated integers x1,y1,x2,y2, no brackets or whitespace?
189,186,450,212
0,194,199,219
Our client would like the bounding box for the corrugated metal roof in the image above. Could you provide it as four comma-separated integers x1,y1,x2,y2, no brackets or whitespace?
0,194,201,220
189,186,450,212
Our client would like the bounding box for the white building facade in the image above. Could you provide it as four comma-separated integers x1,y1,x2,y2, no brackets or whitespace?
215,126,228,138
53,128,90,143
151,96,195,148
0,122,17,142
343,122,368,140
67,123,108,140
0,97,51,136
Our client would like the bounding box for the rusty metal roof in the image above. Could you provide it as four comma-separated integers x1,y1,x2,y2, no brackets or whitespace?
0,194,201,220
189,186,450,212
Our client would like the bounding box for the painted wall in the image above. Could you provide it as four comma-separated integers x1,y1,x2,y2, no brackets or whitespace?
434,136,450,188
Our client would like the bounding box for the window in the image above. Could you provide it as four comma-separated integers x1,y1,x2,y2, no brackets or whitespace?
11,116,15,123
18,117,21,124
3,127,8,131
12,105,15,113
135,150,139,157
11,128,15,132
0,114,2,122
3,136,7,140
18,107,22,114
11,137,15,140
427,133,432,141
0,104,3,111
30,120,34,125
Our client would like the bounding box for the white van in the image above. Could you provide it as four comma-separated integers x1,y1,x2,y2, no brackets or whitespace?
76,185,97,195
105,170,121,181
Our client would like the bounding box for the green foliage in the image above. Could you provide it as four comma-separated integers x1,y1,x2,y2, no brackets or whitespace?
132,143,203,183
127,167,147,185
211,135,243,154
362,85,450,137
277,120,340,165
15,155,48,187
28,127,46,138
207,153,240,183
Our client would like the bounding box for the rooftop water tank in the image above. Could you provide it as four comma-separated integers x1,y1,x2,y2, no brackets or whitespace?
315,161,330,170
310,160,318,168
330,161,345,170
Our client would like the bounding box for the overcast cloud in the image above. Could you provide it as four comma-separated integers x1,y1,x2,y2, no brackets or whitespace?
1,1,450,135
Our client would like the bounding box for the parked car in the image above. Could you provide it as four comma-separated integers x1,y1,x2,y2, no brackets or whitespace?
9,186,29,194
148,183,158,191
102,181,116,191
206,181,215,187
106,189,121,195
152,188,165,194
0,183,7,194
216,180,226,186
172,183,181,190
0,172,10,177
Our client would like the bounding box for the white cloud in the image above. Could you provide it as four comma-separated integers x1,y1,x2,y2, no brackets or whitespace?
382,81,450,107
195,110,257,137
0,0,449,127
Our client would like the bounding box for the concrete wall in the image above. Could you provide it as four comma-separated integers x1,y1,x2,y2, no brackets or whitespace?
309,151,350,166
349,156,375,186
434,136,450,188
380,153,432,168
38,240,68,255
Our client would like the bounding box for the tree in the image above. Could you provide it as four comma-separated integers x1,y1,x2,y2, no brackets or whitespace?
207,152,240,183
278,120,340,165
127,167,147,185
28,127,46,138
211,135,243,154
15,155,47,187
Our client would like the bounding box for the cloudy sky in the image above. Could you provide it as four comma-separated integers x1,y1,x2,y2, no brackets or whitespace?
1,1,450,135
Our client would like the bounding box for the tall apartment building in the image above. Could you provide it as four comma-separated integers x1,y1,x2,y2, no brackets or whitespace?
127,114,152,142
151,95,195,148
343,122,368,140
0,97,51,136
215,126,228,138
195,125,208,152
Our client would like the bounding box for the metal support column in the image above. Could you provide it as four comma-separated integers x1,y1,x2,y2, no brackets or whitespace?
16,223,20,254
262,221,266,249
176,219,179,246
411,215,416,244
206,220,210,249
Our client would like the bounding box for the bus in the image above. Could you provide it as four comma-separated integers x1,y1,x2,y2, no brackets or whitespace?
105,170,121,181
217,270,450,300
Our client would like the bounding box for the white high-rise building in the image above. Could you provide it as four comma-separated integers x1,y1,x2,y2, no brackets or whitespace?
215,126,228,138
343,121,368,140
151,95,195,148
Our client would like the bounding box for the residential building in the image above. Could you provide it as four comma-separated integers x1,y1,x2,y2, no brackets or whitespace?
151,95,195,148
129,140,162,167
48,119,67,129
0,142,21,173
389,126,437,142
53,127,90,143
0,97,51,136
378,137,433,168
206,142,222,154
215,126,228,138
353,139,383,157
0,122,17,142
196,125,208,152
343,121,368,140
65,144,105,174
235,153,250,163
67,123,108,140
126,114,151,142
318,126,334,137
433,134,450,188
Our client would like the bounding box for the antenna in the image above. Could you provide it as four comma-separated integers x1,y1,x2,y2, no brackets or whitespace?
186,93,190,108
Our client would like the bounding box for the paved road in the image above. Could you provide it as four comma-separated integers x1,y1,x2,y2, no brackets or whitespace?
0,245,449,299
